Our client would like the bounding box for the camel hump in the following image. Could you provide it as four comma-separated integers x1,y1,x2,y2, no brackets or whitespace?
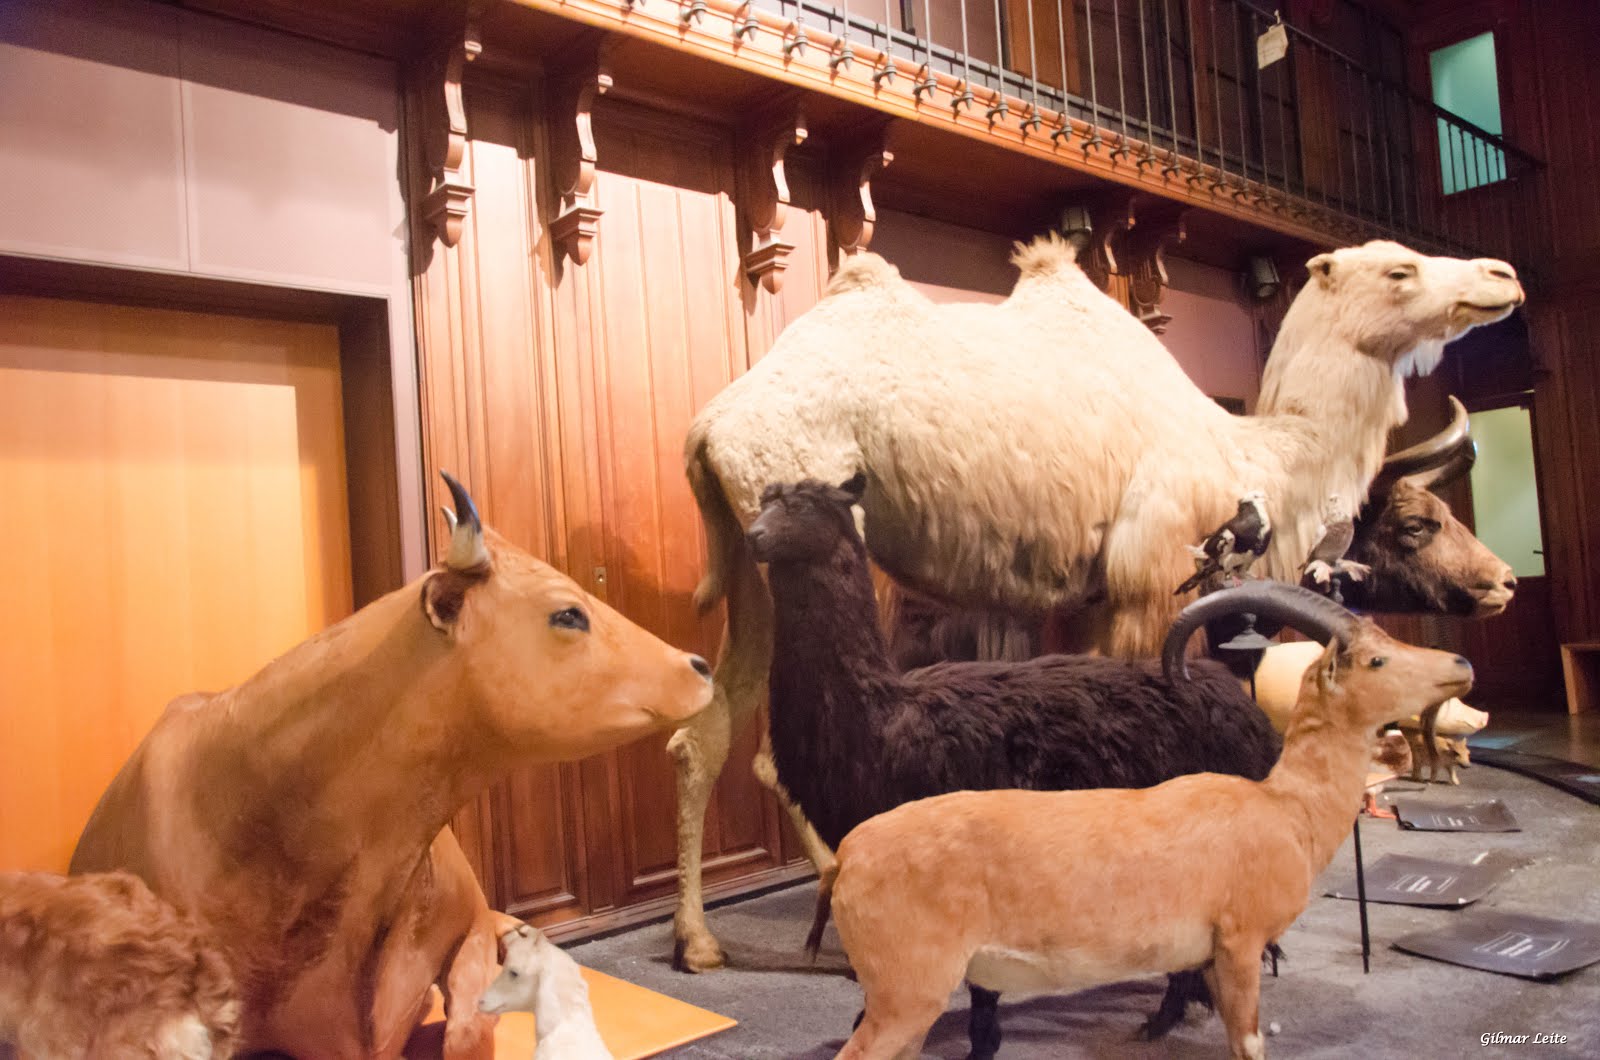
1009,231,1080,280
826,252,902,296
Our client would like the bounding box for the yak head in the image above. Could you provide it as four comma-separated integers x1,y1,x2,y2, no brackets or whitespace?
1344,397,1517,618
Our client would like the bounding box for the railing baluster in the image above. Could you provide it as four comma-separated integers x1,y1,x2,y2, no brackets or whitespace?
1085,0,1103,149
1232,3,1247,187
1208,0,1226,188
1375,79,1394,229
1275,33,1290,198
1111,0,1131,156
1163,0,1182,173
1137,0,1154,164
1185,0,1205,181
1053,0,1071,140
1360,68,1379,222
1023,0,1040,127
1249,8,1267,192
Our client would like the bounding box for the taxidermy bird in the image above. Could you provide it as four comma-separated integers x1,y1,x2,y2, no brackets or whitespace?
1301,493,1370,590
1174,491,1272,595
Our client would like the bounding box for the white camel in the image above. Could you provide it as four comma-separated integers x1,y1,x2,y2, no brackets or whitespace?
668,237,1522,970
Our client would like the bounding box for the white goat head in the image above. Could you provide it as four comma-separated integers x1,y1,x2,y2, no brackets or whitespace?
479,923,562,1015
1299,240,1524,372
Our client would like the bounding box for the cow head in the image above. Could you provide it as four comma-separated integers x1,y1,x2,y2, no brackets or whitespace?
1344,398,1517,617
423,473,713,761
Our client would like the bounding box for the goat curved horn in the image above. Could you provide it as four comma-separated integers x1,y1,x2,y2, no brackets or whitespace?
1162,582,1358,681
1372,396,1471,495
440,470,490,571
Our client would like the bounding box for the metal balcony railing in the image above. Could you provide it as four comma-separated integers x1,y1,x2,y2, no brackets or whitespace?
751,0,1542,263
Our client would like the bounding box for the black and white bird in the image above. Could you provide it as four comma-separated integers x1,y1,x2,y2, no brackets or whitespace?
1175,490,1272,595
1301,493,1370,592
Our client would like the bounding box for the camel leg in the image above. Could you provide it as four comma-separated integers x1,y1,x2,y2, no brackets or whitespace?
752,725,836,875
1210,938,1266,1060
835,1000,943,1060
670,556,774,972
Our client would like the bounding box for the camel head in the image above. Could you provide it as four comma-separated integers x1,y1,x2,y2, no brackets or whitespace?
1298,240,1524,374
424,473,713,761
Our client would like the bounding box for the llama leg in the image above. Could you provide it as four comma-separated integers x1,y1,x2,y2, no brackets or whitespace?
836,1000,945,1060
965,984,1002,1060
1211,939,1266,1060
752,726,836,875
1140,970,1211,1040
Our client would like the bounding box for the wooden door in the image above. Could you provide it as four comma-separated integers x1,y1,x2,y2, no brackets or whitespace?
0,294,353,872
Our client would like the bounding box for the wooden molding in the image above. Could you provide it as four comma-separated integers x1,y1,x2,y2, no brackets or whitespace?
1061,189,1136,291
550,34,618,265
418,3,485,248
741,97,807,292
1120,200,1189,334
829,123,895,255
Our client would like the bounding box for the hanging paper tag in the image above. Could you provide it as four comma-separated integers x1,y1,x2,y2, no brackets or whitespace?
1257,19,1289,69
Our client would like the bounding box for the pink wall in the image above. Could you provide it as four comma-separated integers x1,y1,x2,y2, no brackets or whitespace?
1160,256,1263,408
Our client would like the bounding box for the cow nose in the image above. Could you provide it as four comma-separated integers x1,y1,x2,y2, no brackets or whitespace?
1454,655,1471,669
689,655,713,682
1504,577,1518,591
746,526,767,549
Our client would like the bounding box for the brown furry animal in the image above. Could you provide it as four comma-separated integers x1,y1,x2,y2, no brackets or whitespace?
809,585,1473,1059
0,870,239,1059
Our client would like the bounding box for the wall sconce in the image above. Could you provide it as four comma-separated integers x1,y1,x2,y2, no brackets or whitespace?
1060,204,1094,252
1245,255,1281,301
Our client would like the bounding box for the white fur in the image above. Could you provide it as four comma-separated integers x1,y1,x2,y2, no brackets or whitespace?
479,926,613,1060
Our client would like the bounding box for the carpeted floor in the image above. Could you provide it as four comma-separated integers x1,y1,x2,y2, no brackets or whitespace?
570,758,1600,1058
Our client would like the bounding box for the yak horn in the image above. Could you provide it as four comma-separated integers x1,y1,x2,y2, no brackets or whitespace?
1410,438,1478,491
1162,582,1358,681
440,470,489,571
1372,396,1471,494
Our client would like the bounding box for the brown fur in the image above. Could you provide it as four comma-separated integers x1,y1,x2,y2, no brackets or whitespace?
0,871,240,1059
70,485,714,1060
816,621,1473,1059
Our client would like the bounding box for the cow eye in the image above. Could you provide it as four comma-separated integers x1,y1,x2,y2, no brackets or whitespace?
506,968,520,979
1387,266,1416,281
550,606,590,633
1369,656,1387,669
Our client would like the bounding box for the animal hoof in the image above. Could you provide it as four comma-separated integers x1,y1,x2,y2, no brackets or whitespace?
672,933,727,973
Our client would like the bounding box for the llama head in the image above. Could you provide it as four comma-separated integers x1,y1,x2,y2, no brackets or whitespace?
747,472,867,564
478,923,555,1015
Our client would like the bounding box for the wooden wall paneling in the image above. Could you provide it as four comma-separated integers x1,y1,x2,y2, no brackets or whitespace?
581,99,789,910
743,150,832,366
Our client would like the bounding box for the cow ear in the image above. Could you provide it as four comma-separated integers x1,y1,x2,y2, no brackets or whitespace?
1306,253,1336,289
422,568,484,634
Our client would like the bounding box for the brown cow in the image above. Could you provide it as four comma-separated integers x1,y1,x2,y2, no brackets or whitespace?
70,473,713,1060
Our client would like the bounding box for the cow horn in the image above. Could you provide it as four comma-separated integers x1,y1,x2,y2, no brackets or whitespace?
1372,396,1471,495
1162,582,1357,681
440,470,489,571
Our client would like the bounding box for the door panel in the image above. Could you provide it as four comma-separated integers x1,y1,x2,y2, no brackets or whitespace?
0,294,351,871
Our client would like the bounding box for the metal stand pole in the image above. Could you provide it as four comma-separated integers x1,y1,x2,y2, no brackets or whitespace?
1353,816,1371,973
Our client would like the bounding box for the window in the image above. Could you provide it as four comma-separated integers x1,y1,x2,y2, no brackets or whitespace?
1429,32,1507,194
1468,404,1544,578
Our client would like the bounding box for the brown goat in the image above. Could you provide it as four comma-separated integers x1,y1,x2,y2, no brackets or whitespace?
0,870,240,1059
809,585,1473,1060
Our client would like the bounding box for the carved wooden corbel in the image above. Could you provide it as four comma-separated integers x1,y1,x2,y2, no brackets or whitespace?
1117,201,1189,334
741,98,807,293
419,4,486,248
549,34,616,266
829,123,894,255
1059,189,1136,291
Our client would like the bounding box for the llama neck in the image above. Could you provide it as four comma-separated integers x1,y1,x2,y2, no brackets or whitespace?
766,538,900,714
1263,706,1372,873
191,584,488,887
533,960,596,1045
